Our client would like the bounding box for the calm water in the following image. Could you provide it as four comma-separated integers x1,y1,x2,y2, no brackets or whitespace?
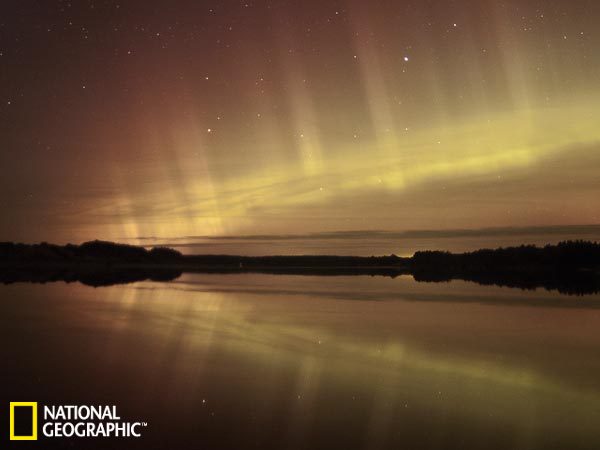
3,275,600,449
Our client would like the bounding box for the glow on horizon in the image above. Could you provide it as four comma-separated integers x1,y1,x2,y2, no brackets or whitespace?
84,97,600,243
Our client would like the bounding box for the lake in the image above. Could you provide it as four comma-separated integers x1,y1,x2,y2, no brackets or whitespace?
3,274,600,449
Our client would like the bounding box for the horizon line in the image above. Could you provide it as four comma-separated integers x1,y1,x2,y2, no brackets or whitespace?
124,223,600,243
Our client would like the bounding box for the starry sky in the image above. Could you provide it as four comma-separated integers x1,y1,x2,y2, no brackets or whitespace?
1,0,599,252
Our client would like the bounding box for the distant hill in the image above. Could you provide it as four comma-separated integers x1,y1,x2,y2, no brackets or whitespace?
410,241,600,295
0,240,182,263
411,240,600,270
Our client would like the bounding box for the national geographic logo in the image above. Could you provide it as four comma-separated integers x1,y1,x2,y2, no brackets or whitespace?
9,402,38,440
9,402,147,440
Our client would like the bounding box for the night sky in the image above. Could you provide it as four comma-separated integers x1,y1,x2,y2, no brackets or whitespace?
1,0,599,248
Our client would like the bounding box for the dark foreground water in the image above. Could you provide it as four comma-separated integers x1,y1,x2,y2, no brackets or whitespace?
2,274,600,449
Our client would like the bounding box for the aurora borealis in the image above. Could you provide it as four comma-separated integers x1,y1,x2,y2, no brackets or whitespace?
3,4,600,447
1,0,599,249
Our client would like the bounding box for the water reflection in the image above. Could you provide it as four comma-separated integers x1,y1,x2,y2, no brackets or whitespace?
2,262,599,295
2,275,600,449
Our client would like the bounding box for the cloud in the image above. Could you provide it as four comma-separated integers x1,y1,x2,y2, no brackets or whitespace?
134,224,600,242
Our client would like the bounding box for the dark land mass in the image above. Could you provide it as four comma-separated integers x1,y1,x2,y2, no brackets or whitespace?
1,240,599,295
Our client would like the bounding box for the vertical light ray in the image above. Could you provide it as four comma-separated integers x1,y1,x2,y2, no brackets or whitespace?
490,2,534,111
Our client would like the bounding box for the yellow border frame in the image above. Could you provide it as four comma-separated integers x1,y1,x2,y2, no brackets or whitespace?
9,402,38,440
